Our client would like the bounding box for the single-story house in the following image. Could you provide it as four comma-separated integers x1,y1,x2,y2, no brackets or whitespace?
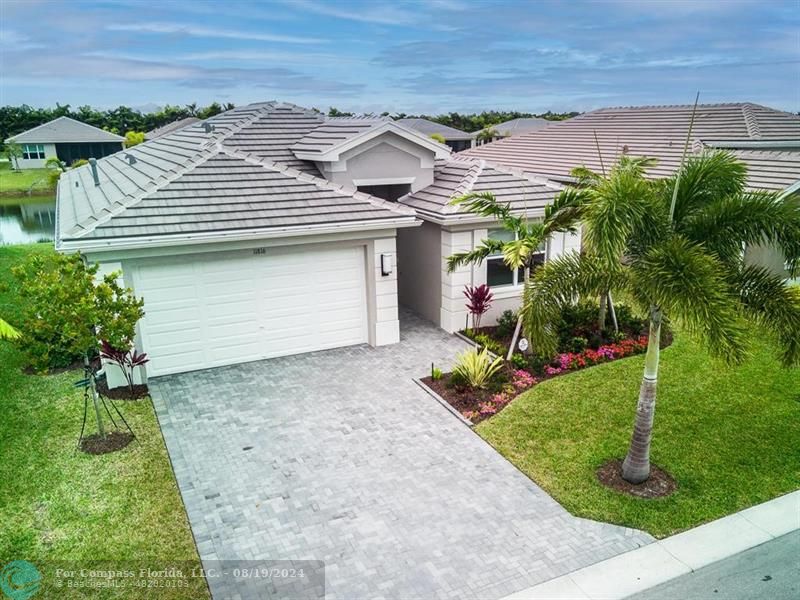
397,118,475,152
145,117,201,140
473,117,552,145
6,116,125,169
465,102,800,278
56,102,576,381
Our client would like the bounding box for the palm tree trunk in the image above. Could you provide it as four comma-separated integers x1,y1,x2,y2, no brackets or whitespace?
507,265,531,360
608,292,619,334
598,291,608,330
621,307,662,483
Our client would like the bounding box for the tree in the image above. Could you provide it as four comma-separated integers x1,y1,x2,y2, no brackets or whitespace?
475,127,497,144
446,189,584,359
328,107,354,117
4,141,22,170
429,133,446,144
522,150,800,483
124,131,145,147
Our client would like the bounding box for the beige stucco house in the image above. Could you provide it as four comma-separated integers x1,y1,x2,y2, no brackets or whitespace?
56,103,573,383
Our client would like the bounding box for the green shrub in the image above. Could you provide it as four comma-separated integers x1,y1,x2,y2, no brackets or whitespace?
452,348,504,389
568,336,588,353
431,365,443,380
473,333,505,356
510,353,527,370
12,252,144,371
496,309,517,338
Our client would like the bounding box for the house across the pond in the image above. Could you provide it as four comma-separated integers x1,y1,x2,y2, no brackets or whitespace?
5,116,125,169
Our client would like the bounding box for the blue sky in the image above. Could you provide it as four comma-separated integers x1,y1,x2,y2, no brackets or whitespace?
1,0,798,114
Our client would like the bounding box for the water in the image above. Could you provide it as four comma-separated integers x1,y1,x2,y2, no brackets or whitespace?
0,196,56,245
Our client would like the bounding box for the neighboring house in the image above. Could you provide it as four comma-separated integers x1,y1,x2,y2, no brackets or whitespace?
5,117,125,168
465,102,800,279
397,118,475,152
145,117,201,140
474,117,552,145
55,102,578,382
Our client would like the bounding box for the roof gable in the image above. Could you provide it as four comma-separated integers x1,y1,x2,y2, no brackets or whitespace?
7,116,125,143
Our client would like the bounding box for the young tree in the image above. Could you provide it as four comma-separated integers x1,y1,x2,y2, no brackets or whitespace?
446,190,583,359
522,151,800,483
124,131,145,147
4,141,22,170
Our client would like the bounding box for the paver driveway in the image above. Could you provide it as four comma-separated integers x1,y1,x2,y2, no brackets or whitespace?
150,310,653,600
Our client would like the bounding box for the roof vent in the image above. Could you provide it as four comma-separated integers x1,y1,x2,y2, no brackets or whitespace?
88,158,100,186
124,153,137,165
203,123,215,134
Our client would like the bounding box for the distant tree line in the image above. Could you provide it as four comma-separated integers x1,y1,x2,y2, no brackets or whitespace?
0,102,234,150
326,107,580,132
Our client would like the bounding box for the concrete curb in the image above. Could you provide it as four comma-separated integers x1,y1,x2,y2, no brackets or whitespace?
501,490,800,600
412,377,474,427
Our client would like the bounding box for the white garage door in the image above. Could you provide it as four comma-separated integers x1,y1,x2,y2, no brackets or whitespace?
133,245,368,376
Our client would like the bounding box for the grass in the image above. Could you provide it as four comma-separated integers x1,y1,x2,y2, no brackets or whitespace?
0,161,54,196
477,330,800,538
0,244,209,598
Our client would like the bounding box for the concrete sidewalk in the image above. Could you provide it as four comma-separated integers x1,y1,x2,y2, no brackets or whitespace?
502,490,800,600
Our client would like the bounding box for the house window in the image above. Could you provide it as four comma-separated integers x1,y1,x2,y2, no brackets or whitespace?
485,228,546,287
22,144,46,160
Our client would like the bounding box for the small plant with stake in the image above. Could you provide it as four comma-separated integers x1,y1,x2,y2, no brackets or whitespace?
463,284,494,330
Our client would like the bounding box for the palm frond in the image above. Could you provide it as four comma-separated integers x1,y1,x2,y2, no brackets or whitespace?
446,238,505,273
521,252,625,356
449,191,522,232
544,187,588,234
662,150,748,225
502,238,535,270
570,165,602,186
630,236,748,364
730,265,800,366
680,190,800,265
0,317,21,340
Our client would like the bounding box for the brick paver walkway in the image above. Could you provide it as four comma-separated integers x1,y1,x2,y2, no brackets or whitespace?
150,310,653,600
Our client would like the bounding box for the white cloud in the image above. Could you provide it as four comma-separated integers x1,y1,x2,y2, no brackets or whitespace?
106,22,326,44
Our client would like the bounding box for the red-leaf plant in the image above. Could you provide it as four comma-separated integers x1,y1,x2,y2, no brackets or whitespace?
463,284,494,330
100,340,149,393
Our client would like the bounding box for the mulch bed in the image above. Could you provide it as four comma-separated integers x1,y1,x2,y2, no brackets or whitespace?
420,374,501,425
80,431,135,455
96,378,149,400
596,459,677,499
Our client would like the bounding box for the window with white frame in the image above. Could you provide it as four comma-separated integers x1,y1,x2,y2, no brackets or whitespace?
486,228,546,287
21,144,46,160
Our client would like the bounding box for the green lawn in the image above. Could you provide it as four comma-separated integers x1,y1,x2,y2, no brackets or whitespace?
477,330,800,538
0,161,54,196
0,244,208,598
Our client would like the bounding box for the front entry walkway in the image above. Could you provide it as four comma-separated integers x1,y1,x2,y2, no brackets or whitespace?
150,310,653,600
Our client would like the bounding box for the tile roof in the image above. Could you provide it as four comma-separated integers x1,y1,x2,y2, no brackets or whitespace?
396,118,473,140
145,117,201,140
463,103,800,191
7,116,125,143
56,103,414,247
400,156,561,221
480,117,552,137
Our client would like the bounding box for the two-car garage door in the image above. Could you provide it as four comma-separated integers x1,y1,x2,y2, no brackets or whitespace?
133,245,369,376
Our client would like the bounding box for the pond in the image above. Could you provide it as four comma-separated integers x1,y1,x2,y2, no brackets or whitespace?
0,196,56,245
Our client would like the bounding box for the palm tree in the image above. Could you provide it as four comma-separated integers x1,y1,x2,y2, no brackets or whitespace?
446,190,583,359
522,150,800,483
476,127,498,145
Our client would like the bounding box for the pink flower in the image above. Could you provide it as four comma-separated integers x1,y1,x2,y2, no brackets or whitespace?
462,410,478,421
511,369,537,389
491,393,509,405
545,366,562,376
478,401,498,415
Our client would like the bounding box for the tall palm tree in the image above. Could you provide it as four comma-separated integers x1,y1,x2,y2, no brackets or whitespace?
522,150,800,483
446,190,583,359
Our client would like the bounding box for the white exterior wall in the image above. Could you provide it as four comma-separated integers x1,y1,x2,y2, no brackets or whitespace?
438,225,582,332
94,261,145,389
14,143,56,169
367,236,400,346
